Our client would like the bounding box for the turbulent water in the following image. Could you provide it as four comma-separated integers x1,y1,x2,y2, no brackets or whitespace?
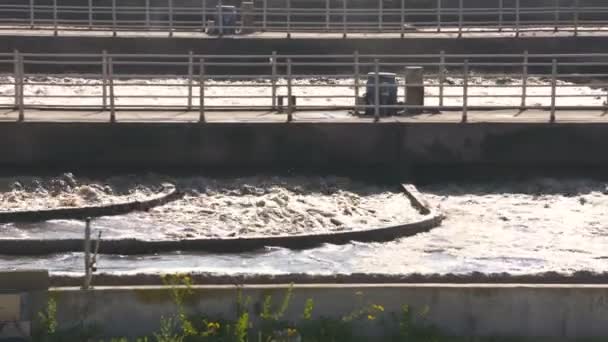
0,176,607,276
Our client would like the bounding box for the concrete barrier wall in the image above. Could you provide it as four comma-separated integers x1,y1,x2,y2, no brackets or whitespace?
0,122,607,172
42,284,608,339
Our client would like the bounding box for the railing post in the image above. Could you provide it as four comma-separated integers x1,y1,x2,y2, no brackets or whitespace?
554,0,559,32
378,0,383,33
287,58,293,122
169,0,174,37
83,218,91,290
112,0,117,36
498,0,503,32
287,0,291,38
146,0,150,30
374,59,380,122
13,50,19,111
573,0,579,36
271,51,277,110
102,50,108,110
521,50,528,109
515,0,520,37
18,55,24,122
436,0,441,32
187,51,193,110
326,0,330,32
199,58,206,123
88,0,93,29
462,59,468,123
550,58,557,123
30,0,35,29
53,0,58,36
218,0,224,37
354,51,360,115
262,0,267,31
458,0,463,37
109,56,116,123
439,50,445,107
343,0,347,38
400,0,405,38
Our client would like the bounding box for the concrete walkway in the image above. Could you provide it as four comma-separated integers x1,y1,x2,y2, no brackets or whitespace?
1,109,607,123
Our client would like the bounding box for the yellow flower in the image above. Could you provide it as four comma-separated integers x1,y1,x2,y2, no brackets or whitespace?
372,304,385,312
367,315,376,320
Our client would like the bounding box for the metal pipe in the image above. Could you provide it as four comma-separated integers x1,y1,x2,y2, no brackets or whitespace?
498,0,503,32
343,0,347,38
326,0,330,32
521,50,528,109
88,0,92,29
436,0,441,32
112,0,117,37
83,218,91,290
169,0,174,37
18,55,24,121
199,58,206,122
551,58,557,123
374,59,380,122
187,51,193,110
462,59,468,123
13,50,19,111
378,0,383,33
287,58,293,122
262,0,267,31
202,0,206,32
515,0,520,37
354,50,360,114
109,56,115,123
574,0,579,36
271,51,277,110
30,0,35,29
53,0,58,36
146,0,150,30
400,0,405,38
554,0,559,32
287,0,291,38
102,50,108,110
439,50,445,107
218,0,224,37
458,0,463,37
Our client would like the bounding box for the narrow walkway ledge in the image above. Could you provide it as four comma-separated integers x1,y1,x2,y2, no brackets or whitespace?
0,185,182,224
0,185,444,255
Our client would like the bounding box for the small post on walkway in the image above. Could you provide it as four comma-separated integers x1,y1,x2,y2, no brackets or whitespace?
108,56,116,123
354,51,360,115
286,0,291,38
343,0,347,38
102,50,108,110
553,0,559,32
515,0,520,37
457,0,463,37
18,55,24,122
521,50,528,109
439,50,445,107
83,218,92,290
498,0,503,32
187,51,194,110
271,51,277,110
287,58,293,122
199,58,206,123
436,0,442,32
112,0,117,37
374,59,380,122
550,58,557,123
462,59,468,123
169,0,174,37
405,66,424,114
573,0,579,36
53,0,58,36
13,50,20,112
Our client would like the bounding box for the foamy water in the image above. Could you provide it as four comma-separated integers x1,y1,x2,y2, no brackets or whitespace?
0,177,607,276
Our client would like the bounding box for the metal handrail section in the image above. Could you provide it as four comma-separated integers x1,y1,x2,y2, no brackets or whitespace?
0,0,606,36
1,51,608,123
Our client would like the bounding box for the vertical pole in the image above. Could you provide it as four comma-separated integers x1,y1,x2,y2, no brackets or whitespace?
550,59,557,123
439,50,445,107
146,0,150,30
271,51,277,110
521,50,528,109
169,0,174,37
515,0,520,37
458,0,463,37
88,0,92,29
83,218,91,290
187,51,193,110
18,55,24,122
287,58,293,122
218,0,224,37
30,0,35,29
109,56,116,123
199,58,206,123
112,0,117,36
13,50,19,110
378,0,383,32
554,0,559,32
262,0,267,31
202,0,206,32
462,59,468,123
326,0,330,32
498,0,503,32
102,50,107,110
573,0,579,36
400,0,405,38
53,0,58,36
374,59,380,122
286,0,291,38
354,51,360,114
343,0,347,38
436,0,441,32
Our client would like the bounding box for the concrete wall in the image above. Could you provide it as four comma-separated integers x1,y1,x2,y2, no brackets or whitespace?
43,284,608,338
0,122,607,174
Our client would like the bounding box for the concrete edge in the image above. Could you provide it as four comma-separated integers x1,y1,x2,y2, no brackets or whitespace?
0,185,183,224
0,185,444,255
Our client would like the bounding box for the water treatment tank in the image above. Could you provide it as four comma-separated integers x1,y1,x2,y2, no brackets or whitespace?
365,72,397,116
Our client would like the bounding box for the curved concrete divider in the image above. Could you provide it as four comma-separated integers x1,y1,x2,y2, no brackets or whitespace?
0,186,182,224
0,184,444,255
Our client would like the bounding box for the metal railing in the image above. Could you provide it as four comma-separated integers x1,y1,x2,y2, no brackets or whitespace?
1,51,608,123
0,0,607,37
